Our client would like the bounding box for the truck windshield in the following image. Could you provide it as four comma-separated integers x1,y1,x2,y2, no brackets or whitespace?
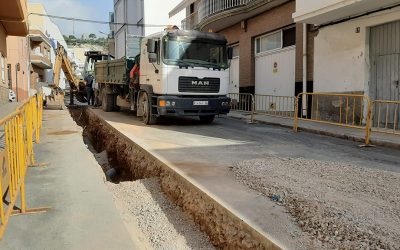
163,38,228,69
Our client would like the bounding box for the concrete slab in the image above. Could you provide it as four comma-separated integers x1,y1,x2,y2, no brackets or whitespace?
229,111,400,149
0,109,140,249
90,108,400,249
0,102,22,150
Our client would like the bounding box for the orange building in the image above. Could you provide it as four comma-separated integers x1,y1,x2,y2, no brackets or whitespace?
0,0,29,105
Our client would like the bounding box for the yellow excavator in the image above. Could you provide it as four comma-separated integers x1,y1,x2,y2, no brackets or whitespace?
50,43,87,106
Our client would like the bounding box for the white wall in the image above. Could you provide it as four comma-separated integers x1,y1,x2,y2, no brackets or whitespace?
314,7,400,93
294,0,400,24
114,0,185,58
295,0,343,16
144,0,186,36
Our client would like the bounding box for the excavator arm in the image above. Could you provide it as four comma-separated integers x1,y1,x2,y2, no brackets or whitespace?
52,43,87,104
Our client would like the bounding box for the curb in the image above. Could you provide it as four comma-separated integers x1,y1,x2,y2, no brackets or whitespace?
228,114,400,150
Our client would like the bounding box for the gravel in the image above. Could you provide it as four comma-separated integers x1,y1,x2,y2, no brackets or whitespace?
232,157,400,250
107,178,216,250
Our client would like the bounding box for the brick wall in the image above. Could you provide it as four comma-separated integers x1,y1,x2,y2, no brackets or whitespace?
210,1,315,93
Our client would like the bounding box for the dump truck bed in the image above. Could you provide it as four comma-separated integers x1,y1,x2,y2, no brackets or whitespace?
95,58,135,85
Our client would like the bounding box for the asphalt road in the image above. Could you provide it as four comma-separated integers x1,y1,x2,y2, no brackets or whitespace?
100,110,400,173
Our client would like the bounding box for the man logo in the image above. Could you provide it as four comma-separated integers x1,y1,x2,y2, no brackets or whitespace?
192,80,210,86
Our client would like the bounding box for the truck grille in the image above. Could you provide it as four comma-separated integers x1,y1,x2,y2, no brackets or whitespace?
178,77,220,93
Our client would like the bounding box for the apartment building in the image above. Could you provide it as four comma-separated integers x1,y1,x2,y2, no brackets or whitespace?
113,0,185,59
28,3,68,90
170,0,314,99
293,0,400,104
0,0,29,105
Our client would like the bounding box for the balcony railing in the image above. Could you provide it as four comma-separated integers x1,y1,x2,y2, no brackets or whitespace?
182,12,199,30
198,0,253,22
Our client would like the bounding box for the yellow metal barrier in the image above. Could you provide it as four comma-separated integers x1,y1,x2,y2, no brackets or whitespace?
372,100,400,135
0,94,47,239
229,93,255,123
294,93,372,145
254,94,296,119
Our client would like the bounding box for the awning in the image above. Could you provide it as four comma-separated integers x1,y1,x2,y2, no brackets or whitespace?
169,0,196,18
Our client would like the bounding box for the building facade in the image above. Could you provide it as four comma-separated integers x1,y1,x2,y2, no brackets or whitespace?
293,0,400,103
170,0,314,98
6,36,29,101
28,3,68,90
29,29,52,90
0,0,29,105
113,0,185,59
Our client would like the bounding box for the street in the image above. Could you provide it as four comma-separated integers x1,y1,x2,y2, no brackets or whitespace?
85,108,400,249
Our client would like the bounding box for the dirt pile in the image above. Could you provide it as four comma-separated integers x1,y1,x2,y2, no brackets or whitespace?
232,157,400,250
108,178,215,250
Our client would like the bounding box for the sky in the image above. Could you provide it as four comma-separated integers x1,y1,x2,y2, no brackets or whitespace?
29,0,114,37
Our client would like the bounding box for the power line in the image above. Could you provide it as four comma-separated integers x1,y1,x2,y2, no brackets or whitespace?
29,13,180,28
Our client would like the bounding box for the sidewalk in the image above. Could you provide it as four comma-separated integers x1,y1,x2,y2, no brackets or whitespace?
0,109,141,249
0,102,22,150
229,111,400,149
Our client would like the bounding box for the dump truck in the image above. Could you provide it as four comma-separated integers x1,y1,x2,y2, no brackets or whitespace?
95,28,232,124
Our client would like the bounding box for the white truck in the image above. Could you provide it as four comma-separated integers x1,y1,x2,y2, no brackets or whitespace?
95,28,232,124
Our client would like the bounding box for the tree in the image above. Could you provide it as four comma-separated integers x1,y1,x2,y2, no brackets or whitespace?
89,33,97,39
68,35,77,40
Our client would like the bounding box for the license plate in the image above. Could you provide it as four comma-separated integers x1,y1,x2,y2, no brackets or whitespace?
193,101,208,106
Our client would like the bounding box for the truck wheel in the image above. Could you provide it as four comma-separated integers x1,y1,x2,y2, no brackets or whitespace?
199,115,215,124
142,92,157,125
102,93,114,112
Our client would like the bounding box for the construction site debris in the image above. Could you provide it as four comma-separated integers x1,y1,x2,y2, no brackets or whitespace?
232,157,400,249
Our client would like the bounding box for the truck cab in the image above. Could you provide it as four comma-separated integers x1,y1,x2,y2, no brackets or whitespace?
138,29,231,124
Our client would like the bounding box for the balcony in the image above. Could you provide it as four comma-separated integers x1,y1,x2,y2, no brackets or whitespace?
30,53,52,69
293,0,400,25
29,30,52,69
196,0,290,31
182,12,199,30
0,0,28,36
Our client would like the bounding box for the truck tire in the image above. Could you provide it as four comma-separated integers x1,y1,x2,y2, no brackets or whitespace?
199,115,215,124
142,92,157,125
102,93,114,112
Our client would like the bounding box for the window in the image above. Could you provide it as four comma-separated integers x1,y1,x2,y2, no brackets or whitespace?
283,27,296,47
255,27,296,54
0,54,5,84
255,31,282,54
230,45,239,58
190,3,195,14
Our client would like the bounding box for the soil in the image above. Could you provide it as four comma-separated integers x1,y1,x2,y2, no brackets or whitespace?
232,156,400,250
107,178,216,250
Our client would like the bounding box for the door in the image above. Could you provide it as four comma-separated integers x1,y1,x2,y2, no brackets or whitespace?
255,47,296,112
229,45,239,94
370,21,400,129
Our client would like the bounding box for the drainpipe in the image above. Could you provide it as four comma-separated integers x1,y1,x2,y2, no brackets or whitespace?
15,63,20,101
302,23,307,117
27,35,31,97
27,15,32,97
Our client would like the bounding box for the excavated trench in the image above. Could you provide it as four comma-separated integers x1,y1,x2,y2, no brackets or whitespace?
69,107,279,250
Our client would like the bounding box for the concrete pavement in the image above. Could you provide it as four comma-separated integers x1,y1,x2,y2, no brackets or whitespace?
90,108,400,249
0,109,141,249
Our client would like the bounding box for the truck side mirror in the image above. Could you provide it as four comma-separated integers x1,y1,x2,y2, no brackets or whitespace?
148,52,157,63
147,39,156,53
227,47,233,60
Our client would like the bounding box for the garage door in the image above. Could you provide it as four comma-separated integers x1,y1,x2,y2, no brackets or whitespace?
255,27,296,112
370,20,400,129
229,45,239,94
